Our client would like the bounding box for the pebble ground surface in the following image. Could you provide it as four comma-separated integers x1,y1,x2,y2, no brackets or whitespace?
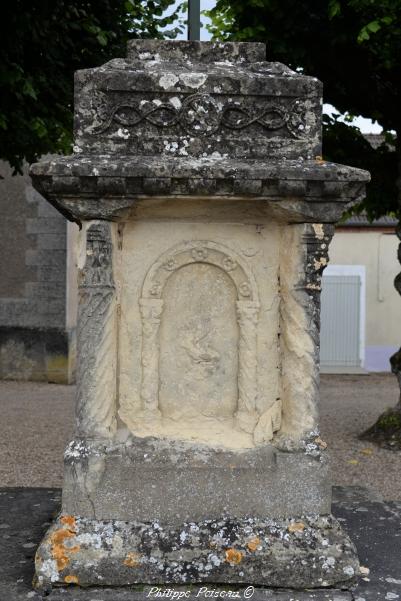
0,373,400,499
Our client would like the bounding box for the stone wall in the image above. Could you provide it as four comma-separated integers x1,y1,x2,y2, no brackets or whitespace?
0,160,74,383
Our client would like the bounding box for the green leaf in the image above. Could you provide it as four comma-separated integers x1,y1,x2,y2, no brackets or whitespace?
30,118,48,139
357,28,371,42
0,114,8,130
96,32,108,46
366,20,381,33
22,80,37,100
328,0,341,19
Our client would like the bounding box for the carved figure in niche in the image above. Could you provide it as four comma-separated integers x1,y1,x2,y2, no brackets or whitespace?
181,320,221,380
159,263,237,418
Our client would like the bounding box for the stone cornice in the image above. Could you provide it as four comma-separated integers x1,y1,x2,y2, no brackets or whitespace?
30,156,369,224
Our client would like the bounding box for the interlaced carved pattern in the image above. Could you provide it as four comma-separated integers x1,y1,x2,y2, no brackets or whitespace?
95,103,179,133
221,105,286,130
93,93,310,138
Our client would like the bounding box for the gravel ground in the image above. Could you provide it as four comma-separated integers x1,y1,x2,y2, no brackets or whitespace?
320,373,401,500
0,374,400,499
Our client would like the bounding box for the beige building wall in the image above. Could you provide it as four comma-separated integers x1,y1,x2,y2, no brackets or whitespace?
328,228,401,370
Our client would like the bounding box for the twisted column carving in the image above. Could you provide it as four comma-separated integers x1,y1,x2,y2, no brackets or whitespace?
76,221,117,439
139,299,164,415
235,300,260,433
278,223,334,448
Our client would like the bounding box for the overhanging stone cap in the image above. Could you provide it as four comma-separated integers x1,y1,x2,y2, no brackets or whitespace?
30,155,369,224
31,155,369,182
127,40,267,63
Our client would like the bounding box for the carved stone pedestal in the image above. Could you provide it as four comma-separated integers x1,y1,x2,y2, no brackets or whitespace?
30,40,369,589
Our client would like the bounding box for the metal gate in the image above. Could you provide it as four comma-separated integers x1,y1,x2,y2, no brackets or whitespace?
320,267,365,371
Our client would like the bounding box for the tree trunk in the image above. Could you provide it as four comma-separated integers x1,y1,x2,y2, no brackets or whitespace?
360,133,401,449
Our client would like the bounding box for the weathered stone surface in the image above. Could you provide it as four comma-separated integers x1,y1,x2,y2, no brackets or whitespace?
34,511,358,590
127,39,267,63
73,41,321,161
71,212,331,452
30,156,368,225
30,40,368,226
61,436,331,523
75,220,118,439
29,39,370,590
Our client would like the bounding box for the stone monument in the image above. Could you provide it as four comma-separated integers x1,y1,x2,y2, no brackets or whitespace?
31,40,369,590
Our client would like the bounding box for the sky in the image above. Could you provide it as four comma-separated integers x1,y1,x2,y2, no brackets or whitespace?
169,0,382,135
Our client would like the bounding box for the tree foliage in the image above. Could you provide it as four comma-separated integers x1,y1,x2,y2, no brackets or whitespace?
0,0,182,174
208,0,401,219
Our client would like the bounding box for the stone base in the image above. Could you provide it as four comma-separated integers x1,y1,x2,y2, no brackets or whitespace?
62,436,331,522
34,512,359,590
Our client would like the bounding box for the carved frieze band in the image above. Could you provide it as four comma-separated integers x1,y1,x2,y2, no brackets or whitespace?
93,93,312,139
139,241,260,425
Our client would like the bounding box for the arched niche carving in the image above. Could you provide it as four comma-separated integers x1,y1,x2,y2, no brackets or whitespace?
139,241,260,434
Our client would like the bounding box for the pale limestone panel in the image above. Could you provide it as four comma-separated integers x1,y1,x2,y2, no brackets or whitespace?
117,214,280,449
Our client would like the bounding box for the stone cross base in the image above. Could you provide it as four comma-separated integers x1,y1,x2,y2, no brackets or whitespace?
34,510,358,590
61,436,331,521
29,40,370,591
34,436,358,589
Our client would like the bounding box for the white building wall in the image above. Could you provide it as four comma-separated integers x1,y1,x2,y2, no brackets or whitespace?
328,229,401,371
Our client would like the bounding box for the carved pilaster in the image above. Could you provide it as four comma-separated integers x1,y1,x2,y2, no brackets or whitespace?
76,221,117,439
139,299,164,415
235,300,260,433
278,223,334,447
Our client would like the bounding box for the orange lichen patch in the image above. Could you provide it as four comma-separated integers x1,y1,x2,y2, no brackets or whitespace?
60,515,77,531
123,552,141,567
288,522,305,533
314,436,328,450
315,155,326,164
50,527,80,571
246,537,261,552
64,575,79,584
225,548,243,565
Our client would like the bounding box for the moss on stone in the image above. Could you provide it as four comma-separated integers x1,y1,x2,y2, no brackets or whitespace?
377,411,401,431
360,407,401,450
